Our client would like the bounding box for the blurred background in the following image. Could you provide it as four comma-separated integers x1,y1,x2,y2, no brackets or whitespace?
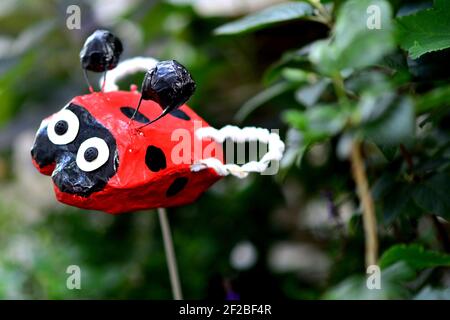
0,0,449,299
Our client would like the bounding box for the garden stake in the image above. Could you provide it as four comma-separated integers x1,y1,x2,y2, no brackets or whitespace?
158,208,183,300
30,30,285,300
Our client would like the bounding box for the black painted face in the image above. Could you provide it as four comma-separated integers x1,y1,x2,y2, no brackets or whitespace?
31,103,119,197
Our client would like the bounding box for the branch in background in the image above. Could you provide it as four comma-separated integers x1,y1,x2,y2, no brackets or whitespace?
307,0,332,26
351,140,379,268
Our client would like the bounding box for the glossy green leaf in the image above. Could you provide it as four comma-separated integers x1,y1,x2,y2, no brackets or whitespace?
310,0,394,74
396,0,450,59
234,81,295,122
284,105,347,145
412,174,450,219
324,262,414,300
380,244,450,270
372,175,422,224
415,85,450,114
294,79,330,108
263,48,312,85
214,2,314,35
362,96,415,146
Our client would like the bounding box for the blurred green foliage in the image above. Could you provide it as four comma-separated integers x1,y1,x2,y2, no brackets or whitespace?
0,0,449,299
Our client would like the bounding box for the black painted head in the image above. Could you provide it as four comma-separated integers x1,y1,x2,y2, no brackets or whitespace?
31,103,119,197
80,30,123,72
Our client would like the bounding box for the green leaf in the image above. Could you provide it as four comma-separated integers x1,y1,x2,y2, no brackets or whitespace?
415,85,450,114
345,70,391,95
284,105,347,143
263,48,312,85
362,96,415,146
323,262,414,300
294,79,330,108
380,244,450,271
234,81,295,123
359,92,397,123
372,175,422,224
396,0,450,59
214,2,314,35
280,128,308,170
412,174,450,219
281,68,312,83
310,0,394,74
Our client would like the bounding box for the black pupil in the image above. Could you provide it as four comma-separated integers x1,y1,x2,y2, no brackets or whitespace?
54,120,68,135
84,147,98,162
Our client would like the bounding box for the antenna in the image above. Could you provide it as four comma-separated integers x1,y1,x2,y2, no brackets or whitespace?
130,60,196,127
80,30,123,92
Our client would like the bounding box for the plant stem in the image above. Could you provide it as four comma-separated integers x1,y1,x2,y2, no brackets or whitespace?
158,208,183,300
351,140,378,268
307,0,332,25
332,0,344,19
332,73,347,104
324,9,378,270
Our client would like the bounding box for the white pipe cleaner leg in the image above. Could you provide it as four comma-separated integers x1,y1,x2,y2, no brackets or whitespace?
101,57,158,92
192,126,285,178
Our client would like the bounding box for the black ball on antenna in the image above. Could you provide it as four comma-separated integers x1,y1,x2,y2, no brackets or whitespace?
141,60,196,113
80,30,123,72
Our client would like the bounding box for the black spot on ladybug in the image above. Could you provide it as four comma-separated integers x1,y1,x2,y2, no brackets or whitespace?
170,109,191,121
120,106,150,124
166,177,188,197
145,145,167,172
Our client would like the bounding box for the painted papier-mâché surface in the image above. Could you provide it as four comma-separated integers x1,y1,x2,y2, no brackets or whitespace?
31,89,223,214
31,31,284,214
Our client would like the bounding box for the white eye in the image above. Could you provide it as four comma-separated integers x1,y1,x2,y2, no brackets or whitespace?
76,137,110,172
47,109,80,145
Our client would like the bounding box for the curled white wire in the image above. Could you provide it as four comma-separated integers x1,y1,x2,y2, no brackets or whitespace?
101,57,158,92
191,125,285,178
101,57,285,178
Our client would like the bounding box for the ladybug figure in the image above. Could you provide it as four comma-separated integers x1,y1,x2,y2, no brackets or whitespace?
31,30,284,214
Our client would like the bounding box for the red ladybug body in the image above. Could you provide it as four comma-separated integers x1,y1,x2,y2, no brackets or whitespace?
31,90,223,214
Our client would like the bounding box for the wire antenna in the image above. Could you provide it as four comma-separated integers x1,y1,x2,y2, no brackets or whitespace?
80,29,123,93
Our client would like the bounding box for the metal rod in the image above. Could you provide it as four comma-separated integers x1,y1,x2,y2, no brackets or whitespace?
131,95,143,121
138,108,170,129
83,69,94,93
157,207,183,300
101,68,107,92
